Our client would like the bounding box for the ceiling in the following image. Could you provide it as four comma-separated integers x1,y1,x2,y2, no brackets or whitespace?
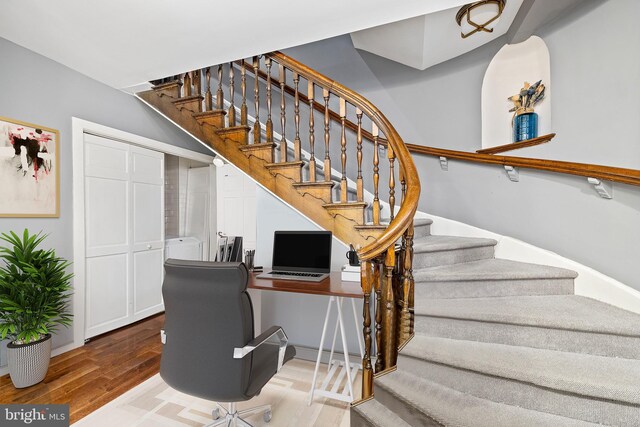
0,0,474,89
351,0,524,70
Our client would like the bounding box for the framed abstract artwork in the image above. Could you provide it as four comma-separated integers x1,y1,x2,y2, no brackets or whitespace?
0,116,59,217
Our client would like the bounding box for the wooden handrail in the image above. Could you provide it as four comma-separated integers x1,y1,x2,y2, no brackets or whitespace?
265,51,420,261
408,144,640,186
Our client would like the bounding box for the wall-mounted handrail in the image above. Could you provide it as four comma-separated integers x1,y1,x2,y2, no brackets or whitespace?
409,144,640,187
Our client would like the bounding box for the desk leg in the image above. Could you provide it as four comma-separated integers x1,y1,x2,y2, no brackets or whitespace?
351,298,365,359
327,298,342,371
308,296,334,405
336,297,355,400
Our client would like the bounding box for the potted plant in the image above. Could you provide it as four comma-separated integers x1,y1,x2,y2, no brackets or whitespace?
0,230,73,388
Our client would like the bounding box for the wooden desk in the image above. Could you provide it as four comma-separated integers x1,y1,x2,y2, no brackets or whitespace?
248,271,363,299
248,270,364,403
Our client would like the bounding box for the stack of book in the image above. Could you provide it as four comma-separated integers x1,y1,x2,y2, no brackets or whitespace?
341,264,361,282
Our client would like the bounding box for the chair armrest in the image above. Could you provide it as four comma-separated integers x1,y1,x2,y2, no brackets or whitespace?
233,325,289,371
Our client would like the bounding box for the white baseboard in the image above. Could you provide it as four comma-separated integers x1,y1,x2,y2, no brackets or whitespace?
423,212,640,315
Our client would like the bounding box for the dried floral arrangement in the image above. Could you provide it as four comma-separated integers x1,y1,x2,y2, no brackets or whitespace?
508,80,545,115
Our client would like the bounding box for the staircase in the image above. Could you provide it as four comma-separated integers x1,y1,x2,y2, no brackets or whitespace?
138,53,640,426
352,217,640,426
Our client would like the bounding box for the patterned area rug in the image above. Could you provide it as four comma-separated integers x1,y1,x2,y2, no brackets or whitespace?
72,359,357,426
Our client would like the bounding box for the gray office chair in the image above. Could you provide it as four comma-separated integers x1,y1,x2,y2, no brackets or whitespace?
160,260,296,426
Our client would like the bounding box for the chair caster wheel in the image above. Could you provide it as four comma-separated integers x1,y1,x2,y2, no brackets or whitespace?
263,409,272,423
212,408,221,420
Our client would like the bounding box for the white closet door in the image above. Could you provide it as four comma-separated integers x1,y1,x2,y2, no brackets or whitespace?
131,145,164,320
84,135,132,337
84,135,164,338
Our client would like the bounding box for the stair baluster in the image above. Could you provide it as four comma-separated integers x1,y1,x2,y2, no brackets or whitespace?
293,72,301,162
279,64,287,163
361,260,374,400
184,72,192,97
372,123,381,225
252,57,261,144
323,89,331,182
374,260,384,373
204,67,213,111
194,70,202,104
388,145,396,221
240,61,248,126
228,63,236,127
400,223,414,345
340,98,348,202
216,65,224,110
383,247,397,369
265,58,274,142
308,82,317,182
356,108,364,202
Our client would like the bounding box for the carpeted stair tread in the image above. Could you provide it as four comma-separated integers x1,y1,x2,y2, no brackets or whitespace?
413,259,577,282
352,398,414,427
412,235,497,253
401,335,640,405
413,217,433,227
414,295,640,336
375,369,598,427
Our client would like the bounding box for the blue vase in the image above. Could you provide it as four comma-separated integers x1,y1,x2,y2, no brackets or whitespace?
513,112,538,142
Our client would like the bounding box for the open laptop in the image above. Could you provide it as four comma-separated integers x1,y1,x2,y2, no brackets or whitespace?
256,231,331,282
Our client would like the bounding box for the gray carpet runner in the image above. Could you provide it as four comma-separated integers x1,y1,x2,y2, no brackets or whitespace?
352,217,640,426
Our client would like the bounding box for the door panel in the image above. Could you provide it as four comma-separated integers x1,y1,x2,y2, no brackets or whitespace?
84,135,129,180
132,146,163,185
85,254,129,337
132,182,163,250
85,176,129,257
133,249,164,319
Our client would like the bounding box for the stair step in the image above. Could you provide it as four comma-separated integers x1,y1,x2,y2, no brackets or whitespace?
216,125,251,145
373,368,597,427
292,181,335,204
397,336,640,424
413,217,433,238
412,235,496,268
172,94,203,113
351,398,415,427
413,259,576,298
323,202,368,224
193,109,227,128
414,295,640,358
239,142,276,162
265,161,304,181
152,80,182,99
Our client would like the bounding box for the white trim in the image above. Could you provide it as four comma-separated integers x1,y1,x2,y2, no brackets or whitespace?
424,212,640,315
71,118,215,352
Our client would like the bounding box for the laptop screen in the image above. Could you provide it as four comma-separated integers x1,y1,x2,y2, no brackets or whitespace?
272,231,332,273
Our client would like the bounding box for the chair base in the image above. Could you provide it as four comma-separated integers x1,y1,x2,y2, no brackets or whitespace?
207,402,272,427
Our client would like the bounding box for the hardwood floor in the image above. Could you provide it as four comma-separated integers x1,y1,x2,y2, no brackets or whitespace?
0,314,164,424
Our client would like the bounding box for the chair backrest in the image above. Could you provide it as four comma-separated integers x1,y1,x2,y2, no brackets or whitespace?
160,260,254,401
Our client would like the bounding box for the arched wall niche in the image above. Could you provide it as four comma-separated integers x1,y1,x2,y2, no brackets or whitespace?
481,35,551,148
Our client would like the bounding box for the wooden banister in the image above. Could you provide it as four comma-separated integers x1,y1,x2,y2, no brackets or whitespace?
407,144,640,187
265,51,420,262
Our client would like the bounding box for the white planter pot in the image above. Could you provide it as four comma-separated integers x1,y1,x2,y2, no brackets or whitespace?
7,334,52,388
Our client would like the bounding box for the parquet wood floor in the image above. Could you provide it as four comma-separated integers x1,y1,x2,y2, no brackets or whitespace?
0,314,164,424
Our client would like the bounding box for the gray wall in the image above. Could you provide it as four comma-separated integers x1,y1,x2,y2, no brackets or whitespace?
283,0,640,291
0,37,211,358
255,188,364,352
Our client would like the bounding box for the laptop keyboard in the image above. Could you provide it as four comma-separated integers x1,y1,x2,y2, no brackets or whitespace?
270,271,323,278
